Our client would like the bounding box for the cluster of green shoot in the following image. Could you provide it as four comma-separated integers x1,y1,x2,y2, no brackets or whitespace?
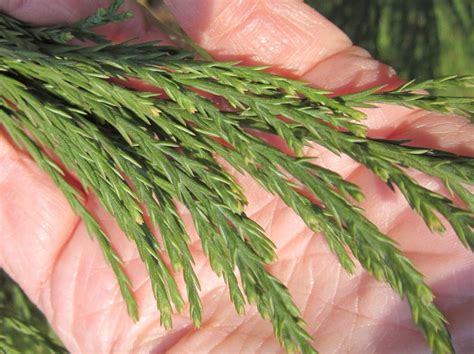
0,1,472,353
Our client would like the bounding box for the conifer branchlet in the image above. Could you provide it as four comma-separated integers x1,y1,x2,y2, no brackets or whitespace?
0,2,473,353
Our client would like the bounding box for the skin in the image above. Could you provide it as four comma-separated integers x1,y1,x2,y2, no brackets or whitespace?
0,0,473,353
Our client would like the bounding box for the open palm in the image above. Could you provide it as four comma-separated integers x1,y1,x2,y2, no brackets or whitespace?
1,1,473,353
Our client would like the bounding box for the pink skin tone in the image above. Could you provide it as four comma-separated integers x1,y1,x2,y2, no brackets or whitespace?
1,0,473,353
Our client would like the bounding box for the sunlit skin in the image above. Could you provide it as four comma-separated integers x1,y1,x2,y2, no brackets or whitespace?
0,1,473,353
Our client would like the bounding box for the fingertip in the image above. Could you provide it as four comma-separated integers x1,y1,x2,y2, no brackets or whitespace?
164,0,352,76
163,0,406,98
301,46,405,94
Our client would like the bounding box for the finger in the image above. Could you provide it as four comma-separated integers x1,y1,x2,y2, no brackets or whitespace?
161,0,472,160
159,0,415,177
0,0,163,42
164,0,404,93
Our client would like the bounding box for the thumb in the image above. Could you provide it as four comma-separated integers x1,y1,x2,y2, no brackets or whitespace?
164,0,404,95
161,0,411,175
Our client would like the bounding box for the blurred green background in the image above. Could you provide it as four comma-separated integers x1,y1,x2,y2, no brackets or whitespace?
1,1,473,353
307,0,474,95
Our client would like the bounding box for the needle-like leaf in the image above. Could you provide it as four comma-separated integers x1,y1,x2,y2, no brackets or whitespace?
0,2,472,353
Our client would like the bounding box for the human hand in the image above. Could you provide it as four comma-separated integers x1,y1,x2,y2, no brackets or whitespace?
1,1,473,353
